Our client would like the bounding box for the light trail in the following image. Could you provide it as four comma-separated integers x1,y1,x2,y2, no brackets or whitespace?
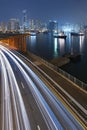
0,46,63,130
2,46,83,129
0,53,14,130
0,45,84,130
0,50,31,130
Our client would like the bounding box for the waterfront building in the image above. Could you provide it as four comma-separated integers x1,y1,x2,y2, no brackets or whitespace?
29,19,43,32
0,22,6,33
7,19,20,33
61,23,80,32
48,20,58,33
29,19,36,31
22,10,29,32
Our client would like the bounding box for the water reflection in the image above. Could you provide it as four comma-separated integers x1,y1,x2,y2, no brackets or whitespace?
27,33,85,60
26,33,87,83
71,35,80,54
30,36,36,47
54,38,58,57
71,36,74,54
58,38,65,56
53,37,66,58
71,35,85,54
79,36,84,53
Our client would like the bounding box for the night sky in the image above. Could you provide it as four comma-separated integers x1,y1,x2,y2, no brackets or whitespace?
0,0,87,24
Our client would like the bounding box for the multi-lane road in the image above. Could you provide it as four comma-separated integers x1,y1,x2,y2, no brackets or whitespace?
0,45,84,130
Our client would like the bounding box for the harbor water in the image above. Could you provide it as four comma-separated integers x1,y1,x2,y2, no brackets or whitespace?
26,32,87,84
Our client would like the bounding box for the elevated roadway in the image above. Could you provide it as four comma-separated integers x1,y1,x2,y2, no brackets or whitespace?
0,45,85,130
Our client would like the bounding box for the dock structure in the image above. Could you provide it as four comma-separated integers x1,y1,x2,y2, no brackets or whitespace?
50,57,70,67
64,53,81,62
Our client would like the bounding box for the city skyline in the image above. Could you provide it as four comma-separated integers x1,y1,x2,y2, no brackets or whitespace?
0,1,87,130
0,0,87,24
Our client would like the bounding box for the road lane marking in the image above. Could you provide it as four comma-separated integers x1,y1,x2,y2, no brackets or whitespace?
37,125,40,130
21,82,25,89
34,61,42,65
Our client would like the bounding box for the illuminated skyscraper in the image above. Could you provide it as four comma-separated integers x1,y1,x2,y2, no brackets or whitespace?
29,19,35,30
22,10,28,32
48,20,58,32
29,19,41,30
7,19,20,32
1,22,6,33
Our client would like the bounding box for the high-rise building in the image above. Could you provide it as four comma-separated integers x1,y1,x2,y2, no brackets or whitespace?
22,10,28,32
48,20,58,32
1,22,6,33
29,19,41,31
29,19,35,30
7,19,20,32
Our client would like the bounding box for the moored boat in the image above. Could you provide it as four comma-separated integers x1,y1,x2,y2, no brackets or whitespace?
71,32,84,36
53,31,67,39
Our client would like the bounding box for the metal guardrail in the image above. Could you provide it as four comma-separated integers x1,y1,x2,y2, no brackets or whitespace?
27,52,87,91
57,68,87,90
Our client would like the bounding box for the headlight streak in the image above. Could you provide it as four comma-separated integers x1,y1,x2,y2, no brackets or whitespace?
14,49,86,129
0,50,31,130
0,45,84,130
15,55,83,130
2,46,84,130
0,46,63,129
0,53,13,130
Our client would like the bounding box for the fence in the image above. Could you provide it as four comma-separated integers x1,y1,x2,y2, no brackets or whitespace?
41,58,87,91
27,52,87,91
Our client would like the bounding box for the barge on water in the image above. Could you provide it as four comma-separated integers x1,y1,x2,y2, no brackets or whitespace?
53,31,67,39
71,32,84,36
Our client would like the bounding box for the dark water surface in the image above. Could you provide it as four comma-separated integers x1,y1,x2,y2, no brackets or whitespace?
26,32,87,83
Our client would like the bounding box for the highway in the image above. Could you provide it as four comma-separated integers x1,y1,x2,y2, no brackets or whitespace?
0,45,84,130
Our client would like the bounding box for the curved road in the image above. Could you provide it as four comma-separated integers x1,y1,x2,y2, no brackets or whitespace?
0,45,84,130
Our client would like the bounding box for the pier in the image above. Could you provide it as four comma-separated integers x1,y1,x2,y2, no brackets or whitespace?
50,57,70,67
64,53,81,62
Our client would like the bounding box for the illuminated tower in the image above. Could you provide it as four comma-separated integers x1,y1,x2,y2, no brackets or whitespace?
7,19,20,32
48,20,58,33
22,9,28,32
